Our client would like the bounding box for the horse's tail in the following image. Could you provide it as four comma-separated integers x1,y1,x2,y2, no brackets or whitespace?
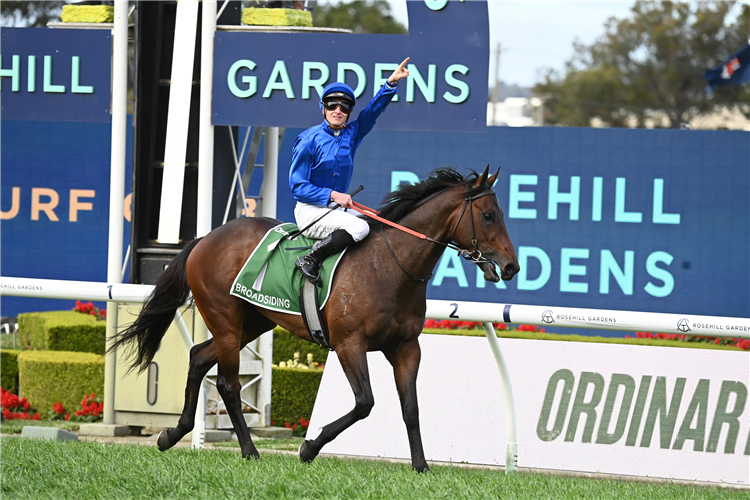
109,237,203,374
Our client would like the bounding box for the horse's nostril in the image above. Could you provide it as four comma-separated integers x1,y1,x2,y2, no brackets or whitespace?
504,262,519,276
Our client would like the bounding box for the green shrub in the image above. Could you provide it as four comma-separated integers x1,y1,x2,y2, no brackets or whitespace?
17,350,104,413
271,366,323,427
1,349,21,394
18,311,105,354
273,327,330,366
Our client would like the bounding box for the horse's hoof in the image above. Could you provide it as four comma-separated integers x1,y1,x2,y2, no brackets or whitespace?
413,462,431,473
242,445,260,460
299,440,317,463
156,430,172,452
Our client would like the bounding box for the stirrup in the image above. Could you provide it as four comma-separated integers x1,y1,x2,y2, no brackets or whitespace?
296,256,322,285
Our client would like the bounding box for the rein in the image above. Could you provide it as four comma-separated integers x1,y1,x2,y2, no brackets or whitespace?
350,188,496,282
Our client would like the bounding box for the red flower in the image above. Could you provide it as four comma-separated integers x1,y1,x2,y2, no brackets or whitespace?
32,413,41,420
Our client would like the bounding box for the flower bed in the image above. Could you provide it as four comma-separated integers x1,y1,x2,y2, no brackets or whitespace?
629,331,750,351
1,387,40,420
423,319,544,333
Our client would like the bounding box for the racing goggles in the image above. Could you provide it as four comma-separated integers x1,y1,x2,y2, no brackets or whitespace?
322,100,353,113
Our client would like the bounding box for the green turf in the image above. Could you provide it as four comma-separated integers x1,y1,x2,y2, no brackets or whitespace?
1,437,745,499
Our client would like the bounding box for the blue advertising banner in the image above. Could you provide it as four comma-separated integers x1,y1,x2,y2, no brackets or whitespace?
212,0,488,132
0,28,111,122
276,127,750,320
0,118,132,317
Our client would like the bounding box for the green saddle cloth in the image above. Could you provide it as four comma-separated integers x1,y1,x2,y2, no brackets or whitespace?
230,223,346,314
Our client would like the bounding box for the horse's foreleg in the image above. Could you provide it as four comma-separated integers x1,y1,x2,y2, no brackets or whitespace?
299,347,373,463
157,339,216,451
384,339,429,472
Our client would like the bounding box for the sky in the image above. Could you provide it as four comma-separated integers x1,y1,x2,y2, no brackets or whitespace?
384,0,750,88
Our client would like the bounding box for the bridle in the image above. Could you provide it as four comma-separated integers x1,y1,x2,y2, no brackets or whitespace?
448,188,497,265
353,185,498,282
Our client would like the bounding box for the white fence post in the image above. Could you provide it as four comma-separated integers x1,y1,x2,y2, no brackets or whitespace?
482,322,518,473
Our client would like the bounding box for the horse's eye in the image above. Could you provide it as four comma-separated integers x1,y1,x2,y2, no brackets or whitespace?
482,212,494,222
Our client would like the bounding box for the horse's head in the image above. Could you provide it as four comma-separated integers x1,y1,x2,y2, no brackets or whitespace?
451,166,520,282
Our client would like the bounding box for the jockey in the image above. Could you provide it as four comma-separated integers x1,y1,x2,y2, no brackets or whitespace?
289,57,410,284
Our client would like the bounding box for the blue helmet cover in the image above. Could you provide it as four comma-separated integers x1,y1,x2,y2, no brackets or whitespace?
320,82,356,112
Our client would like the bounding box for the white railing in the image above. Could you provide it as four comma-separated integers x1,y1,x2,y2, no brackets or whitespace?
6,277,749,338
425,299,750,339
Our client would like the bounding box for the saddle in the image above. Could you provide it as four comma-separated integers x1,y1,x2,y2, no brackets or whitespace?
230,223,344,349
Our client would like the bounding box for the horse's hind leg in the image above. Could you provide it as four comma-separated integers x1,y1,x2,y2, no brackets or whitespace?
214,344,260,459
384,339,429,472
157,338,217,451
299,345,374,463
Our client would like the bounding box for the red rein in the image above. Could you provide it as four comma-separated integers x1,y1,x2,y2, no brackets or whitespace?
350,201,427,240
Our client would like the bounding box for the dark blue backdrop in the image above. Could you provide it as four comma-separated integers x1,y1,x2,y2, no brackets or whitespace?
213,0,488,131
276,127,750,319
1,28,111,122
0,118,132,316
5,123,747,322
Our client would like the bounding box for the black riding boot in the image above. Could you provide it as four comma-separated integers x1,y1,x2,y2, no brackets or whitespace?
296,230,355,284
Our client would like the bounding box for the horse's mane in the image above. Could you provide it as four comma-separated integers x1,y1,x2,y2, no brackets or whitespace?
368,167,479,226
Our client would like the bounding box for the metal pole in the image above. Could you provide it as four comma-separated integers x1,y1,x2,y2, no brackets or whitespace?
191,0,217,449
482,322,518,473
257,127,279,425
103,0,129,426
197,0,216,238
260,128,278,219
492,43,501,126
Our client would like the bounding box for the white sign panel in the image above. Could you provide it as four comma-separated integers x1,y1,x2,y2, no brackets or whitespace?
307,334,750,484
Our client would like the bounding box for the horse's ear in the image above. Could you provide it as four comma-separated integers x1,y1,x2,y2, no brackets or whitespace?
487,166,500,187
473,165,490,189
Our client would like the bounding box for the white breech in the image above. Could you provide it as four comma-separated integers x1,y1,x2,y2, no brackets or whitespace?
294,201,370,241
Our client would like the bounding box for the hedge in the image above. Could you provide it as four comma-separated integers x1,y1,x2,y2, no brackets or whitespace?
273,327,330,366
18,311,106,354
17,350,104,414
1,349,21,394
270,366,323,427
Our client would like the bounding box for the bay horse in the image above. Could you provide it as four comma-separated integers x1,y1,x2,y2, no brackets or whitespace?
110,166,519,472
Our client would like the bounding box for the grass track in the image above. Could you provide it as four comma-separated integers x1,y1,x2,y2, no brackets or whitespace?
1,437,745,499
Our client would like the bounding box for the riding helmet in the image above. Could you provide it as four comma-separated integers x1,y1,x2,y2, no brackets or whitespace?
320,82,356,112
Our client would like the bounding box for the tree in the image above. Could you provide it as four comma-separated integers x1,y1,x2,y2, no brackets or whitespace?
534,1,750,129
1,1,64,27
313,0,406,34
